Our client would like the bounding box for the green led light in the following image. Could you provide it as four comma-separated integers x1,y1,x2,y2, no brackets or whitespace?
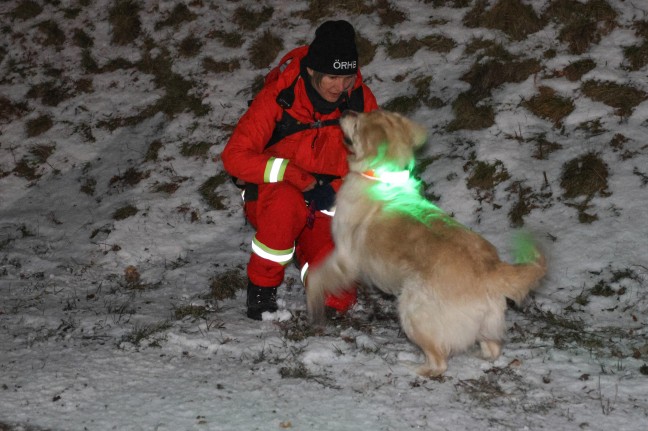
373,168,410,185
363,144,457,226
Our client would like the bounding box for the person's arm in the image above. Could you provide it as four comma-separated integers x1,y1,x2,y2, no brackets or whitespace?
222,89,316,191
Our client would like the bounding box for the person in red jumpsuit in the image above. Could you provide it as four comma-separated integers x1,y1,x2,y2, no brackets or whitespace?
222,20,379,320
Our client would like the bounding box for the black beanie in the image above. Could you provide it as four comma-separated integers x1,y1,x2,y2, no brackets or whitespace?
304,20,358,75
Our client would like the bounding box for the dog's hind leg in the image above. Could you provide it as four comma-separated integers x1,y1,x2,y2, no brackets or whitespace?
401,318,448,376
416,344,448,377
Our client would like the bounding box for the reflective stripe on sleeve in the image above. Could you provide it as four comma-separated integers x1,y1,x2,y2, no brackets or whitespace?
252,236,294,265
264,157,288,183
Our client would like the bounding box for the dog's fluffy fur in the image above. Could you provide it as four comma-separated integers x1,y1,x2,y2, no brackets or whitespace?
307,110,547,377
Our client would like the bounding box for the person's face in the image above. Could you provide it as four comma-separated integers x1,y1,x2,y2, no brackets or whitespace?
307,68,356,103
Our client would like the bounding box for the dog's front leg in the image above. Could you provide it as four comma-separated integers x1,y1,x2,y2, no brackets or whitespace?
306,251,358,324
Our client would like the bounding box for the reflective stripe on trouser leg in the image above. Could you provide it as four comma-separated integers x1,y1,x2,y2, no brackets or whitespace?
251,236,294,265
300,262,309,284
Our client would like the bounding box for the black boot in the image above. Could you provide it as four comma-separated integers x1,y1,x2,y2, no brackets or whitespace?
246,281,278,320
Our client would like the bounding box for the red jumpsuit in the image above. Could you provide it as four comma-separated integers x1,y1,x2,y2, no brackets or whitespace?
222,46,379,311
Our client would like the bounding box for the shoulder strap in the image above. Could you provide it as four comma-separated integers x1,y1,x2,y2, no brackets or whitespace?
265,85,365,150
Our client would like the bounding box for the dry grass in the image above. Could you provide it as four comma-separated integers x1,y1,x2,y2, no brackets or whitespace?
208,30,245,48
199,173,229,210
0,97,28,123
523,86,575,127
560,152,609,200
155,3,196,30
112,204,138,220
178,36,202,58
624,42,648,71
180,142,212,159
145,140,163,162
544,0,618,54
109,0,141,46
25,115,53,137
248,30,284,69
466,159,510,192
356,33,378,67
11,0,43,20
37,20,66,48
560,152,610,222
386,34,456,58
376,0,407,27
581,80,647,118
234,6,274,31
203,57,241,74
298,0,370,23
448,92,495,131
26,81,71,107
530,135,563,160
210,269,247,302
109,167,149,189
464,0,546,41
462,58,542,100
562,58,596,81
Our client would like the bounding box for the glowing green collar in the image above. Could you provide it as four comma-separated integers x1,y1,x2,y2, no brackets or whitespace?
361,169,411,186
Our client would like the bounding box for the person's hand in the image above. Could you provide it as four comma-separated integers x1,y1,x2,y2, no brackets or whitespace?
303,183,336,210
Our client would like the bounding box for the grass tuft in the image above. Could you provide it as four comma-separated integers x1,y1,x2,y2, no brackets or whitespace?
112,204,138,220
174,305,209,320
26,81,71,107
581,80,647,118
26,114,53,137
155,3,197,30
523,86,575,127
180,141,212,159
465,0,546,41
199,173,229,210
544,0,618,54
208,30,245,48
356,32,377,66
37,20,66,48
145,140,163,162
233,6,274,31
0,97,28,123
562,58,596,81
11,0,42,20
202,57,241,74
121,321,171,347
466,159,510,192
298,0,370,23
448,92,495,131
376,0,407,27
462,58,542,100
109,0,141,46
210,269,247,302
178,36,202,58
560,152,609,199
109,167,149,189
248,30,283,69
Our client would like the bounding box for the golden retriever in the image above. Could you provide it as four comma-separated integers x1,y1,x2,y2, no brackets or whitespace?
306,110,547,376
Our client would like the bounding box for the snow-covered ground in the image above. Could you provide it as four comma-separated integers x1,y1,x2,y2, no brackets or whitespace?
1,0,647,430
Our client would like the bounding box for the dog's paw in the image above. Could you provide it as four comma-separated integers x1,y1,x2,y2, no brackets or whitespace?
400,359,447,378
479,340,502,360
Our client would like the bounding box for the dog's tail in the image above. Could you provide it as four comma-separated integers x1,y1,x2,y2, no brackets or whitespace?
306,254,356,324
489,231,547,304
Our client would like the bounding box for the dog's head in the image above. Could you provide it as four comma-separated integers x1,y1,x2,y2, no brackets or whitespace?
339,110,427,173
